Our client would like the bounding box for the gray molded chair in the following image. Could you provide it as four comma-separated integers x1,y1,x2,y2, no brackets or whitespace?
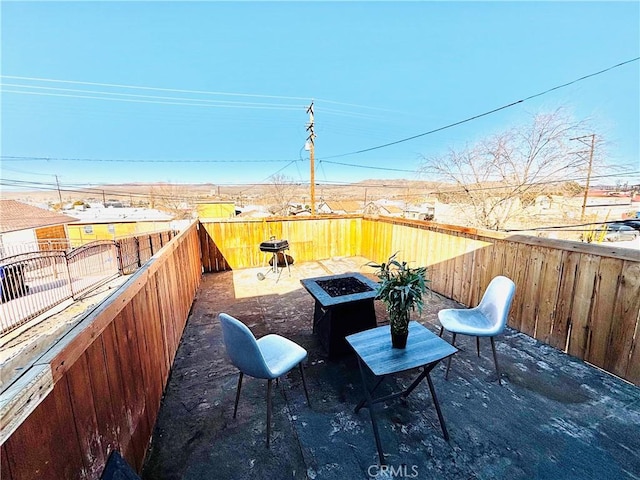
218,313,311,447
438,276,516,385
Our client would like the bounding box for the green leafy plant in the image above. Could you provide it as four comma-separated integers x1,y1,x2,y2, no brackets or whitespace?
368,252,429,336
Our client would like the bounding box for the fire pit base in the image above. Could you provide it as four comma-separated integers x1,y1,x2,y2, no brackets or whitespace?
300,272,379,359
313,299,377,358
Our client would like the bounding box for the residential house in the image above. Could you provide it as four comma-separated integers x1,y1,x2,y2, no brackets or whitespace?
363,202,404,217
65,207,174,246
403,204,435,221
0,200,78,257
316,200,363,215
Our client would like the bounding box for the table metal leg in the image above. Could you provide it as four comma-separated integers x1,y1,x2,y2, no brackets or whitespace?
355,356,386,465
400,362,439,400
355,376,386,413
426,372,449,441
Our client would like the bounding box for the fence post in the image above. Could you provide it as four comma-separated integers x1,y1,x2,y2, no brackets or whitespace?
64,250,76,299
115,240,124,275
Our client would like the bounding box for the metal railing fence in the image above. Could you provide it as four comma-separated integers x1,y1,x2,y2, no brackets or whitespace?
0,239,72,259
0,230,176,335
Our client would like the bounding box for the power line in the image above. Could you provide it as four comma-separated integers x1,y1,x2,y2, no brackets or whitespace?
503,220,638,233
1,155,302,164
0,75,312,102
311,170,640,191
1,89,305,111
317,57,640,160
320,160,416,173
1,83,305,109
1,75,396,113
2,169,637,200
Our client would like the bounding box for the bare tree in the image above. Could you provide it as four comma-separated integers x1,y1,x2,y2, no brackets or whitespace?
419,109,603,230
153,183,195,219
266,174,297,215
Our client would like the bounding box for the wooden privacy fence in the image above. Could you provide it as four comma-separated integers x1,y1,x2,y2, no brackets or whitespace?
1,222,202,479
361,217,640,385
200,216,639,385
117,230,176,274
198,215,362,272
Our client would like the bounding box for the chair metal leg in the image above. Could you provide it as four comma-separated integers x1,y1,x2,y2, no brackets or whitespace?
439,326,444,337
490,337,502,386
299,363,311,407
476,337,480,357
284,250,291,276
445,333,456,380
266,379,273,448
233,372,243,418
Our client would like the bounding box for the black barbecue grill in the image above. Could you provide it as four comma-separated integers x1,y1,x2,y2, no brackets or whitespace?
258,238,291,280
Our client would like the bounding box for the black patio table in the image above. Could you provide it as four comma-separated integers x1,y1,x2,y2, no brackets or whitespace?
346,321,458,464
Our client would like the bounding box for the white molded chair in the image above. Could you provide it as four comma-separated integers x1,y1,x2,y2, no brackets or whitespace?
218,313,311,447
438,276,516,385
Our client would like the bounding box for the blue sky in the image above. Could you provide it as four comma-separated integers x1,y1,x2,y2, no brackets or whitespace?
1,1,639,191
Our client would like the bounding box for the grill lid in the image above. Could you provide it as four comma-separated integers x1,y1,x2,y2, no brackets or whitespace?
259,239,289,252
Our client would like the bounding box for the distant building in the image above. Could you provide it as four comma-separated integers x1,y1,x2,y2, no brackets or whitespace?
316,200,363,215
195,201,237,219
65,207,174,245
0,200,78,257
403,205,435,221
286,203,311,216
363,202,404,217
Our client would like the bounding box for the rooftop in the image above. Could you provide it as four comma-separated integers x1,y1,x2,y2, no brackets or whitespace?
141,256,640,480
63,207,174,224
0,200,79,233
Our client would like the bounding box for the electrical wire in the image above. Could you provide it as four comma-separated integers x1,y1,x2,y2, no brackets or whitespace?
1,155,301,164
1,89,305,111
319,160,416,173
1,75,399,114
0,83,306,109
0,75,312,101
317,57,640,160
503,220,640,233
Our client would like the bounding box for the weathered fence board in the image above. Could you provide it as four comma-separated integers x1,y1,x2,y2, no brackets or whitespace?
66,354,106,478
84,337,120,466
606,261,640,378
4,379,84,480
101,321,136,468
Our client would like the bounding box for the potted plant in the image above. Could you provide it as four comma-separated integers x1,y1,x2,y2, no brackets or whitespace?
369,253,429,348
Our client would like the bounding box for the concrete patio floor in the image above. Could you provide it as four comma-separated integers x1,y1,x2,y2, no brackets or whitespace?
141,257,640,480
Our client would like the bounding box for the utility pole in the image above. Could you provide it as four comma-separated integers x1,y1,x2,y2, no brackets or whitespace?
571,134,596,222
55,175,63,207
306,102,316,215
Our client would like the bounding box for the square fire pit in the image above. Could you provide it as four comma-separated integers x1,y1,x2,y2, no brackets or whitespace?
300,272,379,358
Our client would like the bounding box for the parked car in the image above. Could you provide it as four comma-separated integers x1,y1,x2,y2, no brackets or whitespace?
601,223,639,242
620,219,640,231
